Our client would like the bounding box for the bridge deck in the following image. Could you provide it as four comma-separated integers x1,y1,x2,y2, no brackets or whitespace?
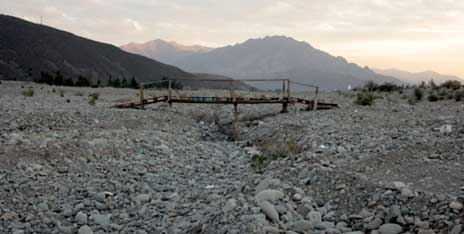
114,95,338,111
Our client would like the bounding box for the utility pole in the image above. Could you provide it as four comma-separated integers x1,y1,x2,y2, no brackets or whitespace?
40,16,43,25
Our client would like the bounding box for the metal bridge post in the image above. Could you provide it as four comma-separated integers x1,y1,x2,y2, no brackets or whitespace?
287,79,291,99
168,80,172,107
140,85,145,110
282,80,286,100
281,102,288,113
314,87,319,111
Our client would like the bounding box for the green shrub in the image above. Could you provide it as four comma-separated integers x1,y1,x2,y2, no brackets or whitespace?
59,89,65,97
363,81,378,92
251,154,266,173
408,97,418,105
428,94,439,102
88,96,97,105
414,87,424,101
455,91,464,102
355,92,375,106
22,87,34,97
88,92,100,105
441,80,462,90
88,92,100,100
376,83,402,92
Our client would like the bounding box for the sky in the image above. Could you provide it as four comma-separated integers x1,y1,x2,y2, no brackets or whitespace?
2,0,464,77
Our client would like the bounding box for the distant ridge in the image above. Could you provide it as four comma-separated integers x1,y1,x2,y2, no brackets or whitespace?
0,15,194,83
123,36,402,90
374,68,464,84
120,39,213,65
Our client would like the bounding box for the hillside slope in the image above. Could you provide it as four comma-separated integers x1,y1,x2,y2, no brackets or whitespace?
0,15,194,83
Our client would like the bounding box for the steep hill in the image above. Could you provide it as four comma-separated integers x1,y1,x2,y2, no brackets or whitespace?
0,15,194,84
173,36,402,90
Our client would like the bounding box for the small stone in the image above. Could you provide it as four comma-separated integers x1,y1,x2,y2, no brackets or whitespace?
439,124,453,134
259,201,280,223
415,220,430,229
316,221,335,230
449,201,463,210
379,223,403,234
359,208,374,218
75,212,88,225
78,225,93,234
223,199,238,213
418,229,435,234
255,189,284,203
58,225,74,234
91,214,111,228
392,182,406,190
36,202,49,211
263,226,281,233
288,220,312,232
365,217,383,230
307,211,322,226
292,193,302,201
73,203,85,214
450,225,462,234
324,228,341,234
93,192,107,203
12,230,24,234
401,187,415,198
134,194,150,204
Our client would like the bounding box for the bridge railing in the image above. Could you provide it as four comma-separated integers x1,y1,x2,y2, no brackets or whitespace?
137,78,320,110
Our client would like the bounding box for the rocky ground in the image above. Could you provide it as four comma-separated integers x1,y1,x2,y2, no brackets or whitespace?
0,81,463,234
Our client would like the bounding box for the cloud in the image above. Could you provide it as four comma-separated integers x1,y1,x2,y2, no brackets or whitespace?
125,18,144,32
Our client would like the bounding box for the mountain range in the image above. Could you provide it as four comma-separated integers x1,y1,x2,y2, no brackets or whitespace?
374,68,464,84
121,36,403,90
120,39,213,66
4,14,458,91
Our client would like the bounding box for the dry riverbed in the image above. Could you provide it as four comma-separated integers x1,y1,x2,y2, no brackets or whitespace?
0,81,463,234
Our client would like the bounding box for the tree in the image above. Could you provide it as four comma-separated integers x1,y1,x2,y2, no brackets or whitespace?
121,78,128,88
76,75,90,87
129,77,139,89
108,75,113,87
112,78,121,88
38,71,54,85
63,78,74,86
54,71,64,86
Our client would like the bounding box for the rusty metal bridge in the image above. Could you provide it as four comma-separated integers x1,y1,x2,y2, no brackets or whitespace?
114,79,338,113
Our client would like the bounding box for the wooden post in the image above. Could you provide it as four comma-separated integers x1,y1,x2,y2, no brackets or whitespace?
314,87,319,111
140,85,145,110
287,79,291,99
282,80,286,100
281,102,288,113
233,103,239,141
168,80,172,107
229,80,236,99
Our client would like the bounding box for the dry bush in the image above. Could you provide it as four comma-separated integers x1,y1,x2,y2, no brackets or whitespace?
455,91,464,102
355,92,375,106
22,87,34,97
59,89,65,97
251,138,303,173
441,80,462,90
